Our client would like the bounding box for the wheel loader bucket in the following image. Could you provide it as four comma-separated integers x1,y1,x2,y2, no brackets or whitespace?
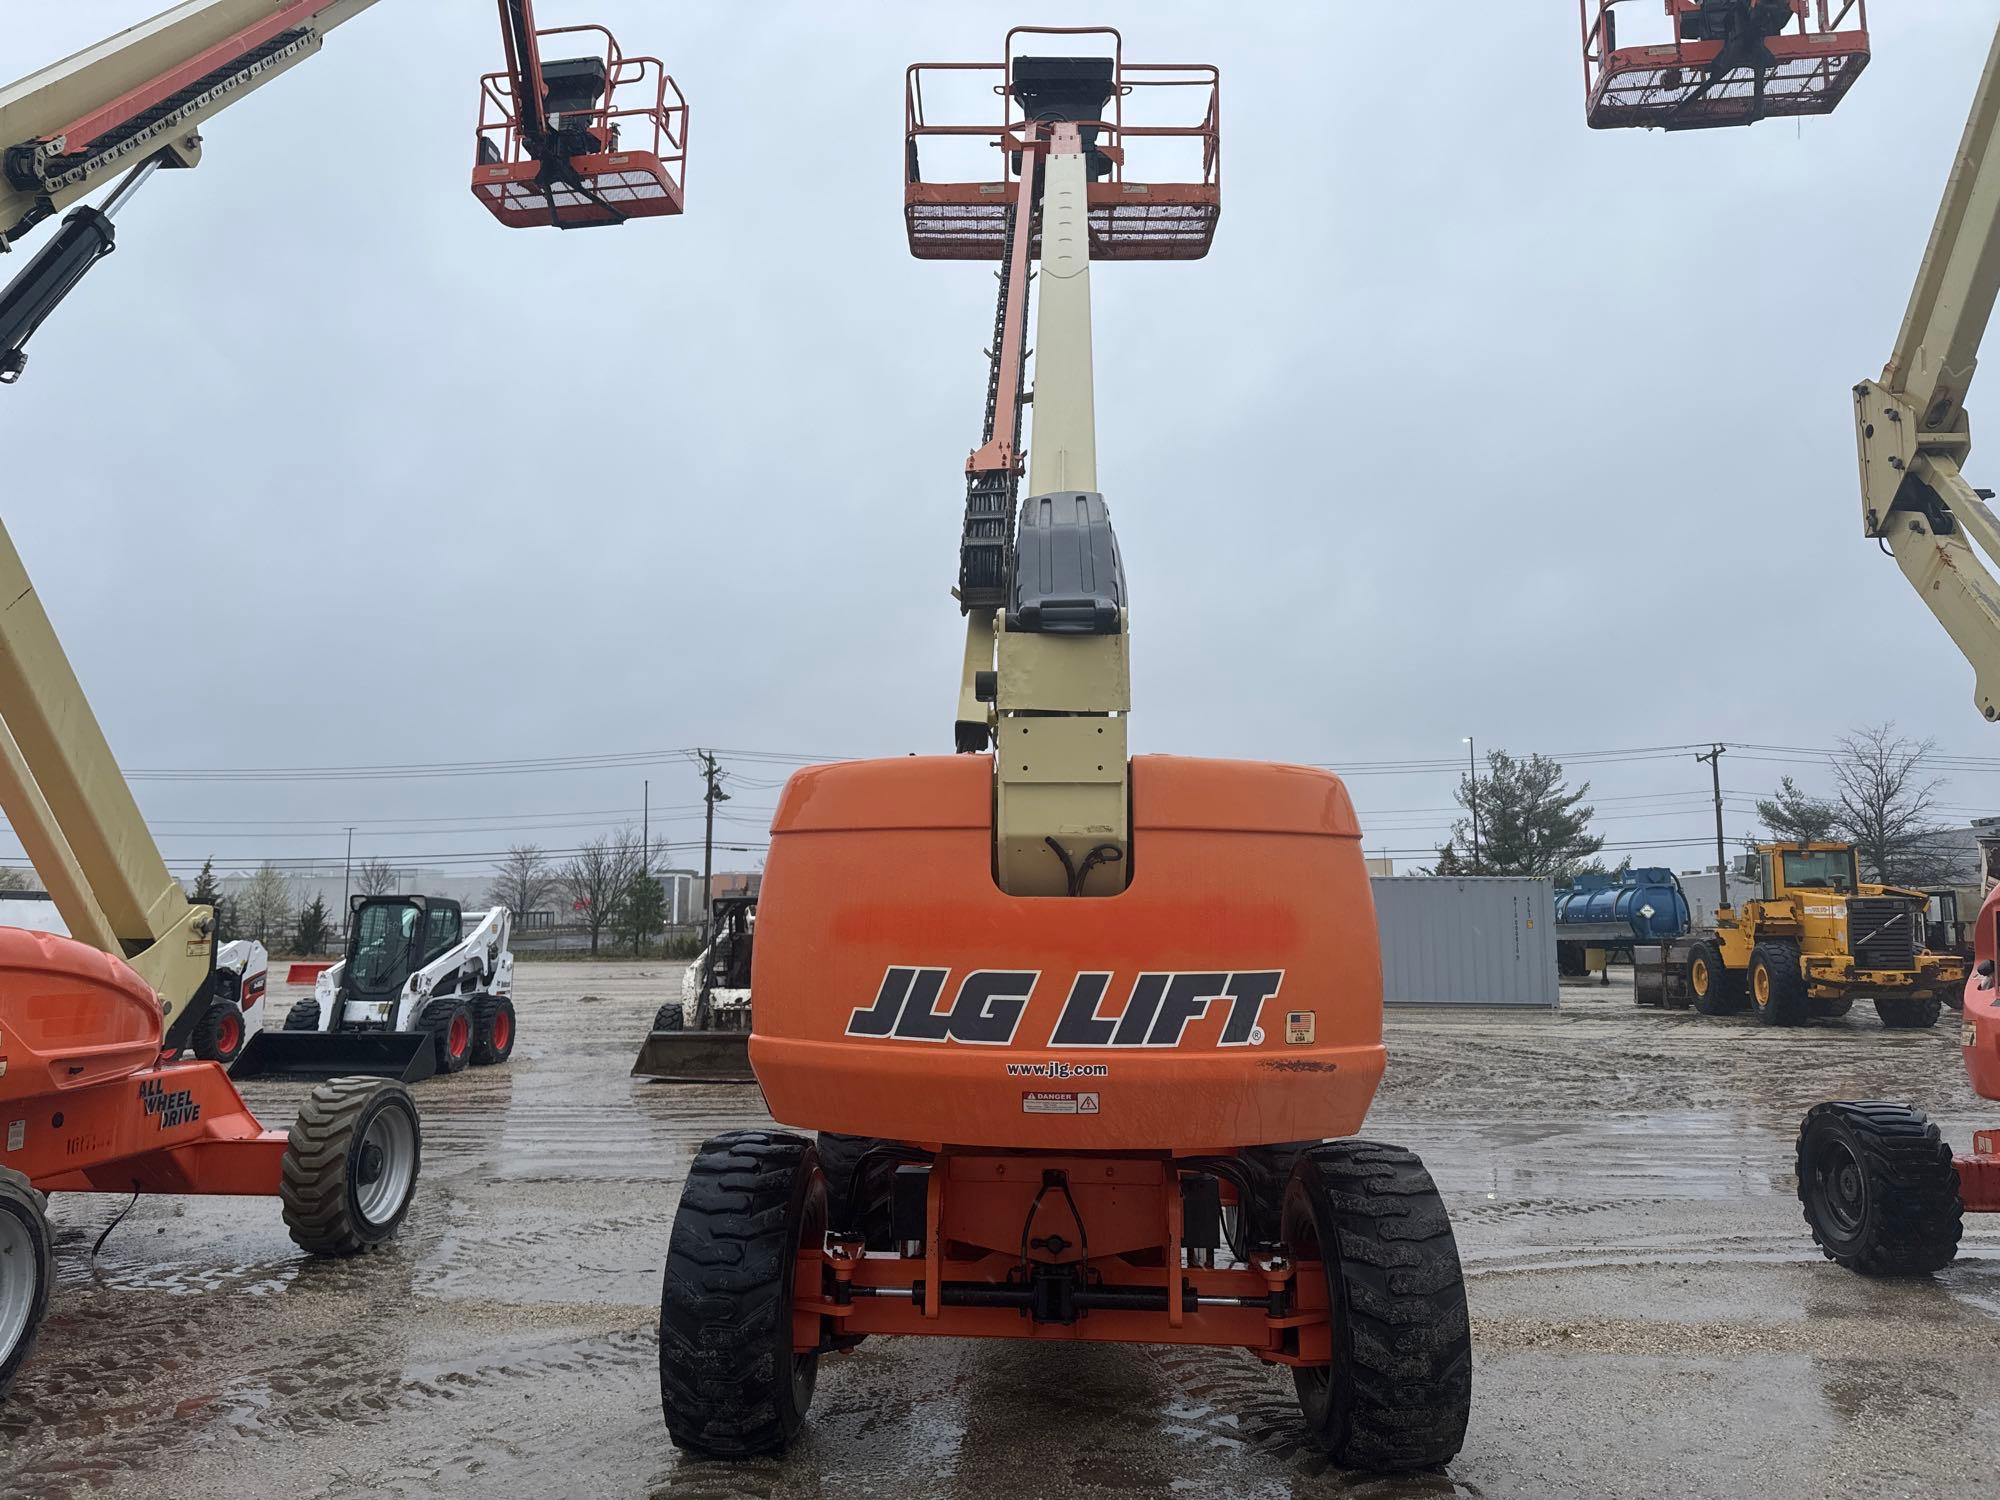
630,1028,755,1084
230,1029,437,1085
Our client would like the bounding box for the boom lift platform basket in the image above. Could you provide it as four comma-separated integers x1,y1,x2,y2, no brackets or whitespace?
473,22,686,229
1581,1,1870,131
904,28,1219,262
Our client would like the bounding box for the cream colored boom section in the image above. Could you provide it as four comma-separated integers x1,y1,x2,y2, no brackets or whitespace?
0,519,214,1018
1858,22,2000,722
993,130,1132,898
0,0,384,239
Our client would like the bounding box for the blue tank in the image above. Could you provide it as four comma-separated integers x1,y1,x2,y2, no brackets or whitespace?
1552,867,1691,943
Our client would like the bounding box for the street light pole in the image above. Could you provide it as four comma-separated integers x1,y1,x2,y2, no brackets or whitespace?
341,825,354,934
1463,736,1482,874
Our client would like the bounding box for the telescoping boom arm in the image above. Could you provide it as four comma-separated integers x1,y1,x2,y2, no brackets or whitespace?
0,1,384,248
956,103,1133,898
1856,21,2000,721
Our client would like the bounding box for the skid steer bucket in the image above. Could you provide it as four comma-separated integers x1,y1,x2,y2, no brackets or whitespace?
231,1029,437,1085
630,1028,755,1084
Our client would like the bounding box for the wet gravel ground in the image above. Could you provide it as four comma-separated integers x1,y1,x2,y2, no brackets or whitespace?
5,965,1996,1499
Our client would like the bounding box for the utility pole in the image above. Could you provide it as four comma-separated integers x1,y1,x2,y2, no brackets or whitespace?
642,778,649,871
341,825,355,935
696,750,728,941
1696,744,1728,912
1463,736,1482,874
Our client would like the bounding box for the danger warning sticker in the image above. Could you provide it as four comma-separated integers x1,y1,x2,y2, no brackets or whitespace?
1023,1091,1101,1116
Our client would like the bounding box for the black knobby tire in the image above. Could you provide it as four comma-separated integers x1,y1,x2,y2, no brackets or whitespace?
1796,1102,1961,1275
651,1002,684,1033
470,994,517,1066
815,1131,902,1250
1282,1141,1471,1472
191,998,248,1064
1557,943,1587,979
283,998,322,1032
1874,994,1941,1030
1687,940,1744,1015
0,1167,51,1402
660,1130,828,1456
1749,941,1810,1026
280,1078,422,1257
418,998,474,1075
1811,997,1855,1020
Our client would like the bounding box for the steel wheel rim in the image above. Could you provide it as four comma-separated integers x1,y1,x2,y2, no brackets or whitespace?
354,1105,417,1227
220,1011,242,1055
1809,1136,1867,1240
493,1009,512,1052
448,1013,470,1058
0,1209,38,1367
1691,959,1709,995
1754,967,1770,1006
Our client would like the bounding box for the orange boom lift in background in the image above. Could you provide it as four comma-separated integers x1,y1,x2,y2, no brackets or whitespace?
658,28,1472,1472
0,0,684,1402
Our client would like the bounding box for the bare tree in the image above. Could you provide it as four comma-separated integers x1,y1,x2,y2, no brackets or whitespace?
238,862,293,947
558,829,647,955
1829,723,1968,887
355,857,399,897
0,867,29,892
488,843,558,926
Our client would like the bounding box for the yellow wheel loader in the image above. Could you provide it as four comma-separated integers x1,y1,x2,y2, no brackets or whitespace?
1637,843,1963,1028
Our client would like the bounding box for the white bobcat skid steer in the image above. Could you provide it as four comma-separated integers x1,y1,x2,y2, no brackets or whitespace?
232,896,515,1084
190,938,270,1065
632,895,754,1083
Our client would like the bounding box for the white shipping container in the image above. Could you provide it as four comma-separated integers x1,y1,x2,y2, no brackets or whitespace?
1371,876,1558,1009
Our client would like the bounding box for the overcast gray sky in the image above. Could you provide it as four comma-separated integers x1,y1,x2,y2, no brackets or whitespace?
7,1,2000,881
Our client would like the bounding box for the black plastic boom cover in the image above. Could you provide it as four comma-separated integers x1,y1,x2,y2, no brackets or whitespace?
1008,491,1125,634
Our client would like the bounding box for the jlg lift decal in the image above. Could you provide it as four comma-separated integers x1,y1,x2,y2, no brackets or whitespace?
846,967,1284,1048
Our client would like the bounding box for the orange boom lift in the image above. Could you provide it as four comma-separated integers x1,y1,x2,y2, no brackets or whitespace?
0,0,684,1402
658,29,1471,1472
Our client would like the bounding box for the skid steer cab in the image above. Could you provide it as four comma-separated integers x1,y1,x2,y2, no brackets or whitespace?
232,896,516,1084
1636,842,1963,1027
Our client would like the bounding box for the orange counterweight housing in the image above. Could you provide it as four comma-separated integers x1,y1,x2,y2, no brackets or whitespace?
0,928,287,1195
749,754,1384,1153
1951,877,2000,1213
1962,883,2000,1105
